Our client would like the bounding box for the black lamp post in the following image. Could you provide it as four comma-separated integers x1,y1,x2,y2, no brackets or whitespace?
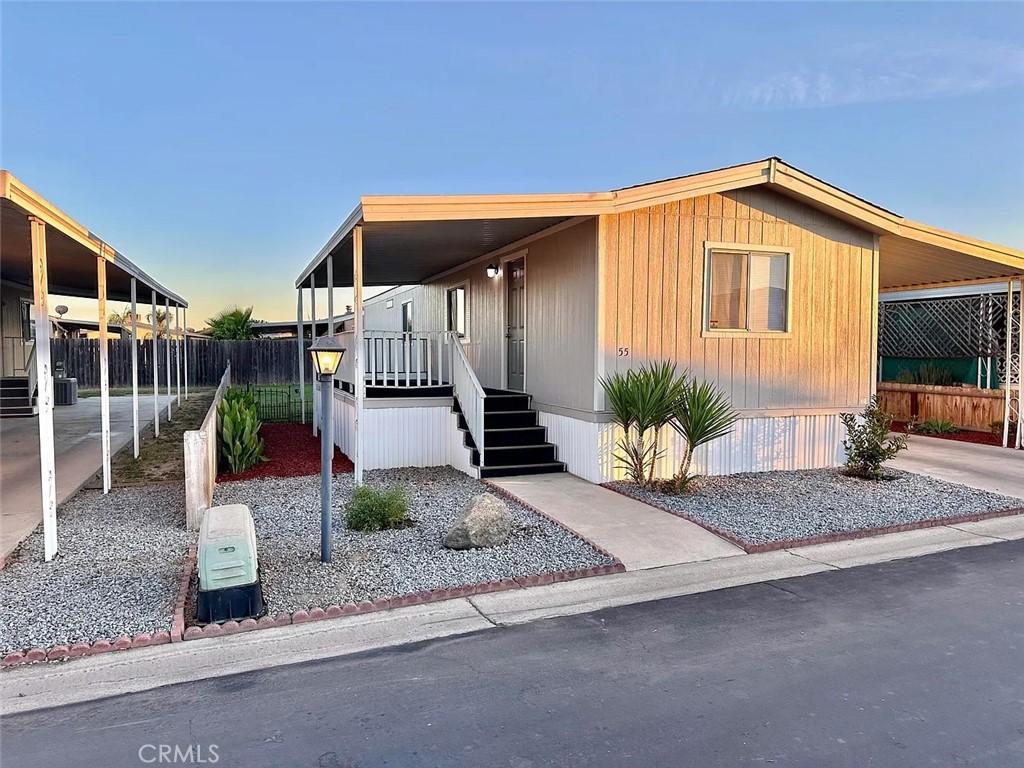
309,335,345,563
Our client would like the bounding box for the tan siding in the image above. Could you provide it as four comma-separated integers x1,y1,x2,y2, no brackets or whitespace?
414,219,597,411
601,188,875,412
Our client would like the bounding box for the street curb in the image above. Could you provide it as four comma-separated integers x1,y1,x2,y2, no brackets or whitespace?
3,482,624,665
601,483,1024,554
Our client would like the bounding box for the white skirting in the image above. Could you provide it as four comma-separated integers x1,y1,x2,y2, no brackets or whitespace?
324,388,477,476
539,410,848,483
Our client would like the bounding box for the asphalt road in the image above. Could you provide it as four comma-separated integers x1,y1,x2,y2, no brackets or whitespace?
3,540,1022,768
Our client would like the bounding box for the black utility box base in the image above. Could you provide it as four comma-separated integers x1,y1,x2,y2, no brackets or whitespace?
197,582,264,623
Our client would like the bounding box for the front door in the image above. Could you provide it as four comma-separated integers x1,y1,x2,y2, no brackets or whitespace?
506,258,525,391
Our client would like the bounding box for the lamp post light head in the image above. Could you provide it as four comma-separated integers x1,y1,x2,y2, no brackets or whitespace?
309,335,346,380
485,263,499,279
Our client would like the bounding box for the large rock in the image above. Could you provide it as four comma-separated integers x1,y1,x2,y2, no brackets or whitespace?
443,493,513,550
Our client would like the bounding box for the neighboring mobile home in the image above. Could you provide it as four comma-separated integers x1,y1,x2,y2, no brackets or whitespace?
294,158,1024,483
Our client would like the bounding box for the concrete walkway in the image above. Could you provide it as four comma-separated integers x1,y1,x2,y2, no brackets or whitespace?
491,473,743,570
0,395,174,564
891,436,1024,498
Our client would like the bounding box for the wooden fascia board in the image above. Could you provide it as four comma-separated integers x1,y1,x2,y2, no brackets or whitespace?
770,164,900,234
880,275,1024,293
295,203,364,287
2,170,188,307
608,161,771,212
360,193,611,222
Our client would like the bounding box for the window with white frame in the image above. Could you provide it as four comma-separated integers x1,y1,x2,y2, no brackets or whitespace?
706,248,790,332
446,286,466,337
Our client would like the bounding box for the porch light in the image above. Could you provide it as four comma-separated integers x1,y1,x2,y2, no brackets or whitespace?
309,335,345,378
309,334,345,563
485,263,499,279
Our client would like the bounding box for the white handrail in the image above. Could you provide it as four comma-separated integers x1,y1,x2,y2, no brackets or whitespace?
25,343,37,402
449,331,486,467
360,330,448,388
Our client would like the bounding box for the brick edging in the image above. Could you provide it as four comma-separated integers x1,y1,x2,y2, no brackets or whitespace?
172,543,198,642
601,482,1024,554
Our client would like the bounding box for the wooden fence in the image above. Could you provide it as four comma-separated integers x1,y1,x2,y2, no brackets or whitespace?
49,338,312,388
877,382,1013,432
184,365,231,530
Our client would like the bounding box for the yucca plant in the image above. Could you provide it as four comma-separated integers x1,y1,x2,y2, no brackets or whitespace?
668,379,737,490
218,396,267,474
600,362,688,486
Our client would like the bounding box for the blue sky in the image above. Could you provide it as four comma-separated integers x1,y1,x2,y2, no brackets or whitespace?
3,2,1023,325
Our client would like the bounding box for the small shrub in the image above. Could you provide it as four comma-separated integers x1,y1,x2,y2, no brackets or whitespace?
218,395,267,474
840,397,908,480
895,363,957,387
346,485,410,532
913,418,959,435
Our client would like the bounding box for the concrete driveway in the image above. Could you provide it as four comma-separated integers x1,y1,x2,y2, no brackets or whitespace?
0,395,173,565
891,436,1024,498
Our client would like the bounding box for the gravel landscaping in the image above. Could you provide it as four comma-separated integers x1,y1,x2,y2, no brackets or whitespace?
212,467,614,615
611,469,1024,546
0,487,191,655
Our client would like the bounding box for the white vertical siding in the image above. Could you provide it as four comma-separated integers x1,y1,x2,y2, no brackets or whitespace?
326,391,476,475
539,409,847,483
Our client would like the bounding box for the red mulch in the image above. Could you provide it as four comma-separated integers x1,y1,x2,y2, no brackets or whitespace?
218,423,354,482
892,420,1017,447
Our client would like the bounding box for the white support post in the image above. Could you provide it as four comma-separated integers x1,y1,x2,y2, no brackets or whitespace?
152,290,160,437
869,235,880,400
30,217,58,561
353,225,364,485
97,253,112,494
183,308,189,400
327,254,334,334
175,305,181,406
310,274,317,437
165,297,172,420
130,278,140,458
297,288,305,424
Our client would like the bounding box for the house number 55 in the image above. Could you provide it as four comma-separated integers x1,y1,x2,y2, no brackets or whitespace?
617,347,630,357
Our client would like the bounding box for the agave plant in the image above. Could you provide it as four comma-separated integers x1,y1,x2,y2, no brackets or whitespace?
218,396,267,474
600,362,688,486
668,379,737,490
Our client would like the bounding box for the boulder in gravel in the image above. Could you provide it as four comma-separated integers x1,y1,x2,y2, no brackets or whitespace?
443,493,513,550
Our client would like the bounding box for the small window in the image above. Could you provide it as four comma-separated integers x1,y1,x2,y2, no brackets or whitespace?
706,249,789,332
446,286,466,337
401,301,413,332
20,299,34,341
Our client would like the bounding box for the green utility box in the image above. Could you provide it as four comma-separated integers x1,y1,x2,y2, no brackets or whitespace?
197,504,264,622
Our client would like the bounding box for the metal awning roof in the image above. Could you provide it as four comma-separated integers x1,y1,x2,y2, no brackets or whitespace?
296,158,1024,292
1,171,187,307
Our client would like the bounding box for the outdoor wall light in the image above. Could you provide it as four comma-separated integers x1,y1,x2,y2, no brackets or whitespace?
309,334,345,379
485,263,500,279
309,334,346,563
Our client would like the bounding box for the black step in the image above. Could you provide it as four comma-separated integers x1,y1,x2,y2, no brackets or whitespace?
471,444,557,466
479,462,566,479
479,426,548,447
0,406,38,418
484,410,538,429
483,393,531,412
1,395,34,408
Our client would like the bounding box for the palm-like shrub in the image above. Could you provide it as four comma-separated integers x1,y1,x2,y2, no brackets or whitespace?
840,397,907,480
668,380,738,490
207,306,257,340
601,362,688,485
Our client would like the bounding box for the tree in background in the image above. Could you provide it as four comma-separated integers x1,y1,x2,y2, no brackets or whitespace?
207,306,258,340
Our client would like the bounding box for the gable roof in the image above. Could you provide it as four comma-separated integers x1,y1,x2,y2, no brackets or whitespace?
297,158,1024,291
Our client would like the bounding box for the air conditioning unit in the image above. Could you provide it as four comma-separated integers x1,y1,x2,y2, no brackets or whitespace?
196,504,264,623
53,377,78,406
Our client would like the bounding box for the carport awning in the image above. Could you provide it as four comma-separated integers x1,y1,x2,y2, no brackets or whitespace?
1,173,187,307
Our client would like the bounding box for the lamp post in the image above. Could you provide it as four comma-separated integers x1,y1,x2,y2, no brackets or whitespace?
309,335,345,563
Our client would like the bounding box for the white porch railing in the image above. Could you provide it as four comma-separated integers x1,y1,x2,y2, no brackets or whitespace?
449,331,486,466
336,330,450,389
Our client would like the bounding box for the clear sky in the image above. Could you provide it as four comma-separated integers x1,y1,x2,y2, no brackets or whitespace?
3,2,1022,326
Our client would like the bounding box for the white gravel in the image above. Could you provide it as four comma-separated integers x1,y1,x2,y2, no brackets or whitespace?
612,469,1024,545
0,487,191,655
214,467,613,614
